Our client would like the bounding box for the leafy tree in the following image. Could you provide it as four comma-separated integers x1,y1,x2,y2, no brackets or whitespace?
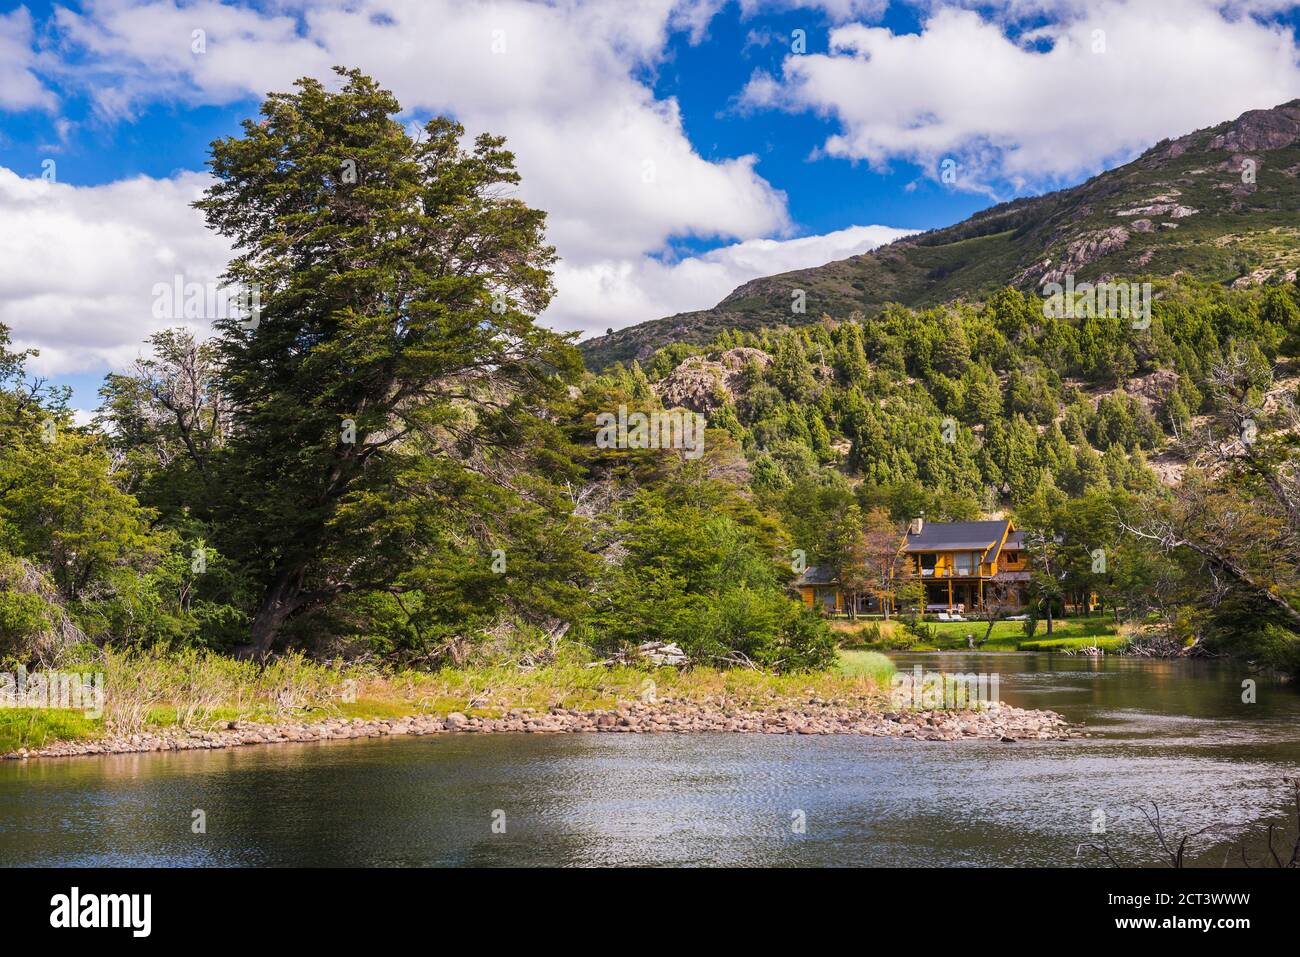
584,467,834,670
193,69,580,655
1016,482,1070,633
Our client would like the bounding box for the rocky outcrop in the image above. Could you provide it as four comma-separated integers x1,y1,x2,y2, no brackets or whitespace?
1116,194,1197,219
652,347,771,413
1230,267,1297,289
653,356,726,412
1232,267,1278,289
1208,102,1300,153
1124,369,1180,413
1041,226,1130,284
4,700,1080,759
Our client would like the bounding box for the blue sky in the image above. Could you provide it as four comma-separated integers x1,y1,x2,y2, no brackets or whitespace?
1,2,990,231
3,0,1300,415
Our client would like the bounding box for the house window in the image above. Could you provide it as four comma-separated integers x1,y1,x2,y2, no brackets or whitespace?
954,552,974,575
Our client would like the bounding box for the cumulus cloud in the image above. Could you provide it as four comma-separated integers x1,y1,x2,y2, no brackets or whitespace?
551,223,915,333
0,158,907,371
0,167,231,375
4,0,807,353
0,8,57,111
741,0,889,21
744,0,1300,191
46,0,789,264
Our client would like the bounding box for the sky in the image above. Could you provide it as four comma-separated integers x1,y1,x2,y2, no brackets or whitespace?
3,0,1300,418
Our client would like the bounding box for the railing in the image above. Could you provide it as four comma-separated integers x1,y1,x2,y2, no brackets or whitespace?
913,565,992,578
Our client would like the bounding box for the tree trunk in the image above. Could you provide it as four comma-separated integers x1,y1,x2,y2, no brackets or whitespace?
242,564,308,659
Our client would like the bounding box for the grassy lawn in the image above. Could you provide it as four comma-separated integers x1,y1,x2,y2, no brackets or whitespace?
839,614,1127,652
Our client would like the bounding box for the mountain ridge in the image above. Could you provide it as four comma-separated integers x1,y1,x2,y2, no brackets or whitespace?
581,99,1300,370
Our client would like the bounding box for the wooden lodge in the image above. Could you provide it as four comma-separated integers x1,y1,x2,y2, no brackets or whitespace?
795,517,1032,616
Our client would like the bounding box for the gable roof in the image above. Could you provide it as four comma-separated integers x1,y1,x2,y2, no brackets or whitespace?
902,519,1011,553
987,527,1022,564
794,565,838,586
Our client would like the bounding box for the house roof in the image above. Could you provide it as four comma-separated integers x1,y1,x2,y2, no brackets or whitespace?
988,528,1023,564
902,519,1011,553
794,565,838,586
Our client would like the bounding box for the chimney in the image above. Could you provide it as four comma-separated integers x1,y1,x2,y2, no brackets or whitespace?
909,517,924,536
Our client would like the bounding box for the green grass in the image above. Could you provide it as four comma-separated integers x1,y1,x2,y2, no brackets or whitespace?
1018,633,1128,652
2,647,903,753
845,613,1125,652
0,709,101,753
353,661,894,717
835,650,897,684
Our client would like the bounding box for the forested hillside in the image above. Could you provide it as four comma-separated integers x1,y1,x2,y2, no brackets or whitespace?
583,101,1300,370
594,277,1300,666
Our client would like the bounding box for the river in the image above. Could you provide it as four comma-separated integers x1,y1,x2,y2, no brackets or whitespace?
2,653,1297,866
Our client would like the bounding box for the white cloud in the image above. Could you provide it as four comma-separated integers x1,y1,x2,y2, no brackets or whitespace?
552,223,915,334
745,1,1300,191
45,0,790,263
739,0,889,21
50,0,335,121
2,0,810,356
0,167,232,375
0,158,908,369
0,8,57,111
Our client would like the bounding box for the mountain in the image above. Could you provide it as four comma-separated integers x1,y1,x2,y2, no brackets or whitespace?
581,101,1300,370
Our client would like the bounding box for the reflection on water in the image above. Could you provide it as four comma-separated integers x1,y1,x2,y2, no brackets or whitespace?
1,654,1297,867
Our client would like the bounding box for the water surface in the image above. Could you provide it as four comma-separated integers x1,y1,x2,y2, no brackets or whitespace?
1,654,1296,866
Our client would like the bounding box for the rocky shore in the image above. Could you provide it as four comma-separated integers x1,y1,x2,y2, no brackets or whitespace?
4,699,1078,760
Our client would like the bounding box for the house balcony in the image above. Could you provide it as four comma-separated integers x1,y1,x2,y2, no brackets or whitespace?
912,566,992,579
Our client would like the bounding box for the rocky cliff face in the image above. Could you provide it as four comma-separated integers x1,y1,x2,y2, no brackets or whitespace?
653,347,770,413
582,100,1300,371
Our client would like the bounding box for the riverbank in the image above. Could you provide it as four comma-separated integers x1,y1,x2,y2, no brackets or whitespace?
0,646,1083,759
5,697,1078,760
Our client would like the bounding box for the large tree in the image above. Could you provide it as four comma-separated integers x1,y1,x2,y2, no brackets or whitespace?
195,69,579,656
1122,350,1300,638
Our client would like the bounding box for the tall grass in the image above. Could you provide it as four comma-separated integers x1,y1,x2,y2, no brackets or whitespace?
72,646,356,733
4,643,902,748
835,650,897,685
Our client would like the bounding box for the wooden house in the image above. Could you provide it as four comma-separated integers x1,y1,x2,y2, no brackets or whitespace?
795,517,1032,616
